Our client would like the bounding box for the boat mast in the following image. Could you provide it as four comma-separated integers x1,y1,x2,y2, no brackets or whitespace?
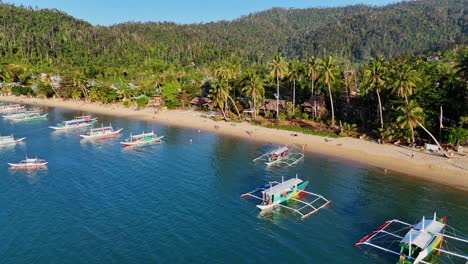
409,232,412,259
422,216,425,231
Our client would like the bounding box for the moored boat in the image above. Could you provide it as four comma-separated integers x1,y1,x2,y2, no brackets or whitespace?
355,213,468,263
253,146,304,166
120,131,164,146
80,124,123,139
8,157,48,169
0,104,25,113
49,115,97,130
241,175,331,219
3,108,43,119
0,134,26,145
6,112,48,122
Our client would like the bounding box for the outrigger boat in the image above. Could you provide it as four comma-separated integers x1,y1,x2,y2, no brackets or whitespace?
355,213,468,264
241,175,331,219
80,124,123,139
0,134,25,145
120,131,164,147
8,157,48,169
253,146,304,166
5,112,48,122
0,104,25,113
49,115,97,130
3,108,43,119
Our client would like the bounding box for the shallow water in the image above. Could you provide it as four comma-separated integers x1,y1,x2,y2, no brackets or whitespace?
0,106,467,263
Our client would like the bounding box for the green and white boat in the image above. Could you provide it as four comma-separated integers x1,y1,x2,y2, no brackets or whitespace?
241,175,331,219
0,134,25,145
6,112,48,122
120,131,164,147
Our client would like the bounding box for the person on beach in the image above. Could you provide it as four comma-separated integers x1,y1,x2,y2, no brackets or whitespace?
411,152,414,158
197,129,201,134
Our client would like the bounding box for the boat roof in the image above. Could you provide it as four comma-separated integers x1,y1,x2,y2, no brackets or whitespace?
90,126,112,132
131,131,155,138
401,229,434,249
271,146,289,155
264,178,303,196
413,219,444,234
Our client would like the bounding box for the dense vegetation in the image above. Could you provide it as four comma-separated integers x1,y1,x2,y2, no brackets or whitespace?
0,1,467,149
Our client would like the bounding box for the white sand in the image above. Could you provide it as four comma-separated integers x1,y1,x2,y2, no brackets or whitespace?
2,96,467,190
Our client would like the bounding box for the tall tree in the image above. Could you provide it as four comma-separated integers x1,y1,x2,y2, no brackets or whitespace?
363,55,387,128
320,55,337,126
288,59,302,114
242,71,265,120
268,53,288,119
390,63,420,105
306,56,320,99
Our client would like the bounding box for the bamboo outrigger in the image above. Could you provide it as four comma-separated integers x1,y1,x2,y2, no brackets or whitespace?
241,175,331,219
253,146,304,166
355,213,468,264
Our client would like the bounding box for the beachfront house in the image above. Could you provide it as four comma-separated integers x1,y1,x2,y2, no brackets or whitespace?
259,99,287,116
190,96,212,110
302,95,326,118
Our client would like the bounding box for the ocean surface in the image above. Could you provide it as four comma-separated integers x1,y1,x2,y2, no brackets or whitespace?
0,105,467,264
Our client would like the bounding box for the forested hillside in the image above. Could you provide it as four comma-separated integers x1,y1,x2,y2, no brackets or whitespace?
0,0,466,72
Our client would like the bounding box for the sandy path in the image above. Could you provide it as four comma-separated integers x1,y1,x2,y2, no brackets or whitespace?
2,96,467,190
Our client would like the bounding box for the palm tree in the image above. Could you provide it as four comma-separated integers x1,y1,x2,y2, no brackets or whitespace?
320,55,337,126
363,55,387,128
397,100,423,143
397,100,450,158
390,63,420,105
214,62,241,118
242,71,265,120
306,56,320,99
454,51,468,83
208,80,228,119
288,59,302,114
268,53,288,119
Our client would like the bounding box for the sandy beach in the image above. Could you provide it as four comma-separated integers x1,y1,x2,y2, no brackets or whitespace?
2,95,467,190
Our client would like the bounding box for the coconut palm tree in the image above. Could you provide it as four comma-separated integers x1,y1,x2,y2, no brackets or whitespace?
390,63,421,105
320,55,337,126
242,71,265,120
454,51,468,83
288,59,302,114
306,56,320,99
397,100,450,158
363,55,387,128
208,80,228,119
397,100,423,143
214,62,241,118
268,53,288,119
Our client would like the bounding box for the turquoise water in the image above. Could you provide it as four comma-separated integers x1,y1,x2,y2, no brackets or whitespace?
0,106,467,263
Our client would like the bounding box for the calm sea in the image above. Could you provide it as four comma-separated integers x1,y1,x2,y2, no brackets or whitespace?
0,105,466,263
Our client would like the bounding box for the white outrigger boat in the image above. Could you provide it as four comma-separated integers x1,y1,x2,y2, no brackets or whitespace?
49,115,97,130
0,104,25,113
3,108,43,119
253,146,304,166
80,124,123,139
120,131,164,147
8,157,48,169
241,175,331,219
355,213,468,264
5,112,48,122
0,134,25,145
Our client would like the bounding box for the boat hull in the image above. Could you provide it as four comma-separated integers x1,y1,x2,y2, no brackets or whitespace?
120,136,164,146
0,137,26,145
80,128,123,139
8,162,48,169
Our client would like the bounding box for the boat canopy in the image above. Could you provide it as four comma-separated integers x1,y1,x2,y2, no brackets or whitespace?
413,219,444,233
401,229,435,249
131,132,155,139
264,178,302,196
89,126,112,132
272,146,289,155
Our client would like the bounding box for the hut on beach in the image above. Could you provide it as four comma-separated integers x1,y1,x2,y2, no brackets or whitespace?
259,99,287,116
302,95,326,118
190,96,212,109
